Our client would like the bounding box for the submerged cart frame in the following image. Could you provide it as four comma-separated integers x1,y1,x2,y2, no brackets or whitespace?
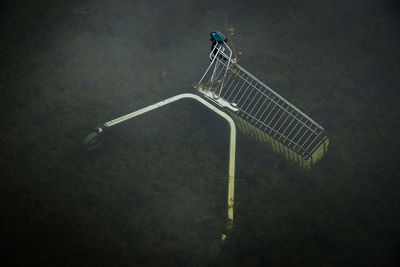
196,31,329,168
83,30,329,241
84,93,237,240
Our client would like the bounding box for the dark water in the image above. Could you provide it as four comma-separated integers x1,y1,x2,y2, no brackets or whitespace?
1,0,399,266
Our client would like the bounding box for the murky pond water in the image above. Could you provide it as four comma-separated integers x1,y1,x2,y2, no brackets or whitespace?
1,0,399,265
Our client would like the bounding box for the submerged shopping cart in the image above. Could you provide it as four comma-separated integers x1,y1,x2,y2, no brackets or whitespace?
83,30,329,241
196,31,329,168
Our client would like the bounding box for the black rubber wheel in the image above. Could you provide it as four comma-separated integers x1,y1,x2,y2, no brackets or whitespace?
83,129,104,151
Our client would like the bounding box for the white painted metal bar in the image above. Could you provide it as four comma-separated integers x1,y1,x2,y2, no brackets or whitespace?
240,111,306,150
221,73,237,98
214,45,232,97
301,131,317,151
231,77,250,102
197,40,328,160
236,80,253,105
303,133,321,153
265,105,282,129
253,97,273,125
217,50,324,129
242,87,262,115
251,97,269,123
199,46,222,84
221,66,322,136
261,104,278,126
295,126,310,146
287,125,306,151
283,118,301,144
271,109,288,130
223,77,241,99
246,88,264,117
281,115,297,136
104,93,236,234
276,110,293,134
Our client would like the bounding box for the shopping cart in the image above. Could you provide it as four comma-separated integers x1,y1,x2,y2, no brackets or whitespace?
196,31,329,168
83,30,329,243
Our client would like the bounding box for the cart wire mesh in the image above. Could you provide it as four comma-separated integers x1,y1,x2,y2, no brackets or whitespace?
197,46,328,162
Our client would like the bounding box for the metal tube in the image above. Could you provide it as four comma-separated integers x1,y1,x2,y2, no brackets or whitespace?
242,90,260,118
199,46,222,85
104,93,236,234
254,97,273,126
224,73,242,99
250,96,269,123
231,76,250,103
246,89,264,119
236,80,254,106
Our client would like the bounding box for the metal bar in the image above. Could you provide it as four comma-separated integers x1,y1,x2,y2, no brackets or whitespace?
288,125,305,153
105,93,236,235
230,63,325,131
209,59,224,83
243,83,264,113
270,110,287,138
235,79,253,105
217,44,233,97
222,69,242,99
199,46,222,84
228,69,323,134
243,111,288,140
241,111,305,151
280,112,297,137
285,118,301,144
276,110,293,137
304,135,328,160
209,60,224,86
303,133,321,153
248,85,319,135
246,89,266,120
295,127,310,147
198,42,328,161
224,76,242,100
300,132,316,153
242,90,260,117
271,106,289,130
250,96,269,123
261,104,278,128
265,107,282,137
219,71,236,97
231,75,250,103
254,98,273,126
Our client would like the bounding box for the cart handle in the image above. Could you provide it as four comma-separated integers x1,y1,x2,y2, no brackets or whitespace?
103,93,236,239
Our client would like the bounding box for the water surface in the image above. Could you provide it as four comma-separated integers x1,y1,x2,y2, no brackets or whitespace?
1,0,399,265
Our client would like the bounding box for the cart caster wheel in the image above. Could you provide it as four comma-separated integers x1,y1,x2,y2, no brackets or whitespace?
83,127,104,151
